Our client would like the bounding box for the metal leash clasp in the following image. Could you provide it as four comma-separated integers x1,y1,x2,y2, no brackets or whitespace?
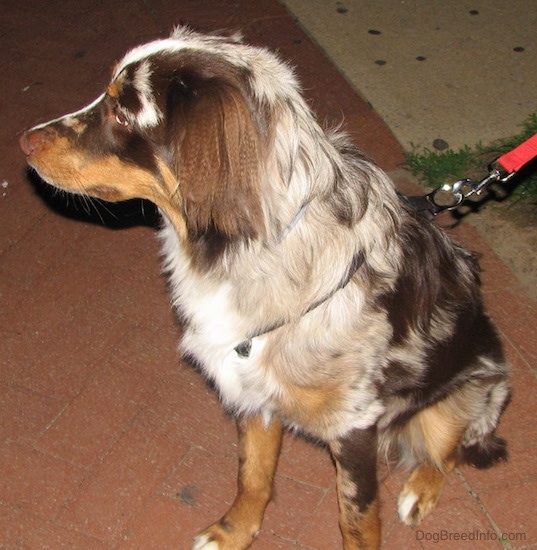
427,178,476,211
425,161,516,214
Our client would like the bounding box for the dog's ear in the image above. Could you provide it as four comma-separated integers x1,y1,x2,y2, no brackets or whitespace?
168,76,265,240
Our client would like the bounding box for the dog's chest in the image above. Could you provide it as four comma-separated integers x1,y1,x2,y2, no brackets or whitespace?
183,322,276,414
159,223,384,436
170,279,383,437
160,227,276,412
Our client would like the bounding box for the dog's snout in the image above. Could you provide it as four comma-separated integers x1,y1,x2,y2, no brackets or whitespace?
20,129,45,156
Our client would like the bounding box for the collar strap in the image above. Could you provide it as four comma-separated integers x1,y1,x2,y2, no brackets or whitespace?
234,251,365,357
278,203,309,242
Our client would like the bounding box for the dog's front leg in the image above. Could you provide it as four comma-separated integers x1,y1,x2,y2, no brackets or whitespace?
193,414,283,550
330,427,380,550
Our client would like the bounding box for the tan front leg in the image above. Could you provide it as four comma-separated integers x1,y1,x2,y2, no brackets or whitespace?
193,415,283,550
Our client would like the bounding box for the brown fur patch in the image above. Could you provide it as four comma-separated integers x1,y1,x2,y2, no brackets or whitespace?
173,82,266,240
331,428,380,549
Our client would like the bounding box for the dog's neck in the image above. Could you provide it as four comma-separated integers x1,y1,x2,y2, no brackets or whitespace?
234,250,365,358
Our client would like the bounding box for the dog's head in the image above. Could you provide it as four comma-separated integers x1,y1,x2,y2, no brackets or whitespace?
21,28,299,242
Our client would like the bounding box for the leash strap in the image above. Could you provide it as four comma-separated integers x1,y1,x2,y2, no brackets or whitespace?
497,133,537,173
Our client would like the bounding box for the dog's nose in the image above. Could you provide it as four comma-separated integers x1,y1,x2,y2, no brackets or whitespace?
20,130,44,156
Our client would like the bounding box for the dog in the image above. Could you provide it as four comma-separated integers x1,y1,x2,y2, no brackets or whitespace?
20,26,510,550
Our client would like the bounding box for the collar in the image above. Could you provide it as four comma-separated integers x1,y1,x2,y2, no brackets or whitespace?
278,203,309,242
234,251,364,357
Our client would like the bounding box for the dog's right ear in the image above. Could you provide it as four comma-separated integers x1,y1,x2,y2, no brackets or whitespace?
165,67,266,242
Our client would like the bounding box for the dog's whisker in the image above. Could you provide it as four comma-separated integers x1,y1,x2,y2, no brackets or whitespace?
94,198,118,222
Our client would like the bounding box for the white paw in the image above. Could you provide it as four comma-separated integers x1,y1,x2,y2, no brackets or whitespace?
397,490,419,525
192,534,220,550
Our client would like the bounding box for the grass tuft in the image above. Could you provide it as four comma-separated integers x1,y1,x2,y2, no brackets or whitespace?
405,145,479,189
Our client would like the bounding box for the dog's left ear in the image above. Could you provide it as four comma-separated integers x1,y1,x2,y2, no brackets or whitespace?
169,76,265,240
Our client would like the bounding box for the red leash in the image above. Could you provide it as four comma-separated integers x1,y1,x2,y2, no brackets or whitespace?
497,133,537,174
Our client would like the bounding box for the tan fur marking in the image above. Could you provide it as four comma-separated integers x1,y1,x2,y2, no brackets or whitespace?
286,383,342,416
62,117,87,134
29,135,179,206
195,416,282,549
154,158,189,242
29,131,192,245
29,136,154,199
417,397,467,471
107,81,121,99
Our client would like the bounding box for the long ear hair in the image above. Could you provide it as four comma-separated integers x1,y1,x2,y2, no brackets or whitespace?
169,75,265,241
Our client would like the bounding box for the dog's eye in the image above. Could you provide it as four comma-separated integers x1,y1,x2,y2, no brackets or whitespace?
115,112,129,127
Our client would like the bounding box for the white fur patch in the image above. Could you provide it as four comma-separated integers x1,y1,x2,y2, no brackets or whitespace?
397,490,419,525
112,30,301,111
132,60,162,128
158,219,277,416
192,534,219,550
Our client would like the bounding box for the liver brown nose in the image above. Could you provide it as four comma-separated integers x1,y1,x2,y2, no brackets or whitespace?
20,130,44,156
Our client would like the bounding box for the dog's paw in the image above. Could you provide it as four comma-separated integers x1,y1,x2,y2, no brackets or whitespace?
192,533,220,550
398,487,441,526
397,465,444,526
398,490,423,525
397,483,442,526
192,522,257,550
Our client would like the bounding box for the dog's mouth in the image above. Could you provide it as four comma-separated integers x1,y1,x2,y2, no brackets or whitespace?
28,162,119,202
21,131,132,203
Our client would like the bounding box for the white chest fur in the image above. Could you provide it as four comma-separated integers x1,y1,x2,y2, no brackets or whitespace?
158,220,276,415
